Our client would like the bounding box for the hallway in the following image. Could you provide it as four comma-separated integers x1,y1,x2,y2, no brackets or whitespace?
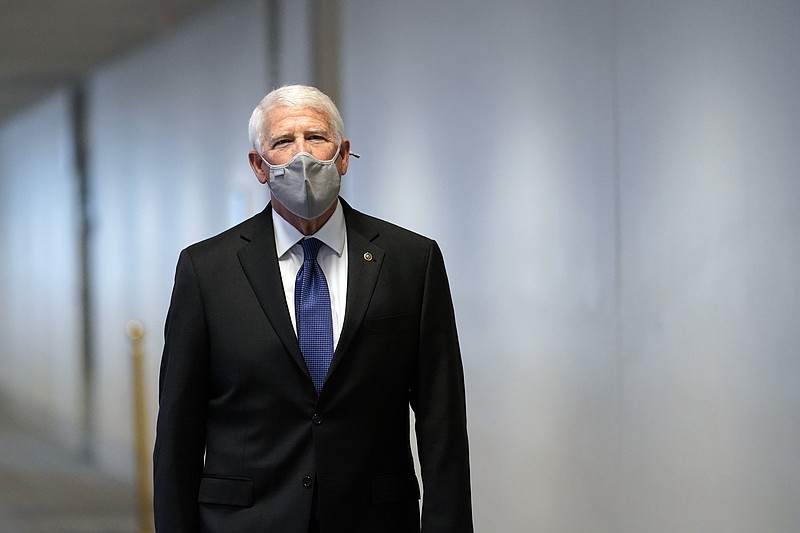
0,409,137,533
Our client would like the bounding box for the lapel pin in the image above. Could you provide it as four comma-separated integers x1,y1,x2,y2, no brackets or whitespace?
363,251,373,262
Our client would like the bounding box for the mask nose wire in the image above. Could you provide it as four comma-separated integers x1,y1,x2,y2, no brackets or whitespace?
259,143,342,170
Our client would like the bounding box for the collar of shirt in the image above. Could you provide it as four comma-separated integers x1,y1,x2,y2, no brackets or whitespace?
272,200,346,258
271,200,348,348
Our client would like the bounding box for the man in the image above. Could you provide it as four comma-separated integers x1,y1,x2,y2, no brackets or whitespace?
153,85,473,533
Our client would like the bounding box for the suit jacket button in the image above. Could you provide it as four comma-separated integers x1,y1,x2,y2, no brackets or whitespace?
312,413,322,425
303,476,313,488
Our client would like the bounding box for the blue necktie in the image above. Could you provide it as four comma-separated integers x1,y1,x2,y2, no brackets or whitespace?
295,238,334,395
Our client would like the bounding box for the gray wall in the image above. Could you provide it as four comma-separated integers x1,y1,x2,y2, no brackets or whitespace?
0,0,798,531
86,0,270,469
0,91,82,445
616,2,800,530
339,2,620,530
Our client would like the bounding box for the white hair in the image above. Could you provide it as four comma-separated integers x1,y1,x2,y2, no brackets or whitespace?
248,85,345,152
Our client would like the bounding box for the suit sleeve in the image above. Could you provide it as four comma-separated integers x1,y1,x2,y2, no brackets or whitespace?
153,249,209,533
411,240,474,532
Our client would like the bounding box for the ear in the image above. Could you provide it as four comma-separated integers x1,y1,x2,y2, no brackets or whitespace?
337,138,351,176
248,151,269,184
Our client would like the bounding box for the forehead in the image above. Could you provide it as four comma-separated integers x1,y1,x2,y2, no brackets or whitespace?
265,106,331,136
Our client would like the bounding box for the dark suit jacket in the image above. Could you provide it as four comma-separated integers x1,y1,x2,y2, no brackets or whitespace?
153,200,473,533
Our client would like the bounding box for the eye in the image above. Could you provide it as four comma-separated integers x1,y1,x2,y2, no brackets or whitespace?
272,139,291,148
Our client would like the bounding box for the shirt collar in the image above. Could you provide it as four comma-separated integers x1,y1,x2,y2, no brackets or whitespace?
272,200,346,258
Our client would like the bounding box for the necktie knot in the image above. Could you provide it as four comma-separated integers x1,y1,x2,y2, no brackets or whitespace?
301,237,323,263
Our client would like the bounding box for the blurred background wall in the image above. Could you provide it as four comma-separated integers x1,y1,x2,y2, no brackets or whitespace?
0,0,798,531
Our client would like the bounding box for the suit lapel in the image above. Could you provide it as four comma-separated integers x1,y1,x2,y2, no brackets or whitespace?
237,206,308,378
329,203,384,377
236,201,384,386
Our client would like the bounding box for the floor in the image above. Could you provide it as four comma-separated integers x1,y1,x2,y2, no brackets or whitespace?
0,409,138,533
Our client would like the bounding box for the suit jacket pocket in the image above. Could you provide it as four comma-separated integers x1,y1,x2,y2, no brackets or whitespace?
362,313,415,338
371,472,421,504
198,476,254,507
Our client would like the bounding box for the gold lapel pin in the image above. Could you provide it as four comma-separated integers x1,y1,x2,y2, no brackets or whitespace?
363,251,373,262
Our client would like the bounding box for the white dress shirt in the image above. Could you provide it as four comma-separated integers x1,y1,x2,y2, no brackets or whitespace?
271,200,348,349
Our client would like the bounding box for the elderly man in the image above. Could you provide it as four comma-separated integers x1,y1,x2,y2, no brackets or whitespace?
153,85,473,533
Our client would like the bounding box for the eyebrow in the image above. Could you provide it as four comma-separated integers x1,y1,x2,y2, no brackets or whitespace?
269,127,330,141
268,131,291,141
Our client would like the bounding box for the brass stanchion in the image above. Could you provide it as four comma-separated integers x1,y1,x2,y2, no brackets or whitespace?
126,320,154,533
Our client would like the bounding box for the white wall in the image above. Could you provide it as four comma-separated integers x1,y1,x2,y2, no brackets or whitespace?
340,0,800,531
616,1,800,530
1,0,799,530
86,0,271,475
340,2,620,530
0,91,83,446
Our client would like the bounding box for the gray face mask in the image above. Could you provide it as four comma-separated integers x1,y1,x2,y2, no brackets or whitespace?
260,145,341,220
